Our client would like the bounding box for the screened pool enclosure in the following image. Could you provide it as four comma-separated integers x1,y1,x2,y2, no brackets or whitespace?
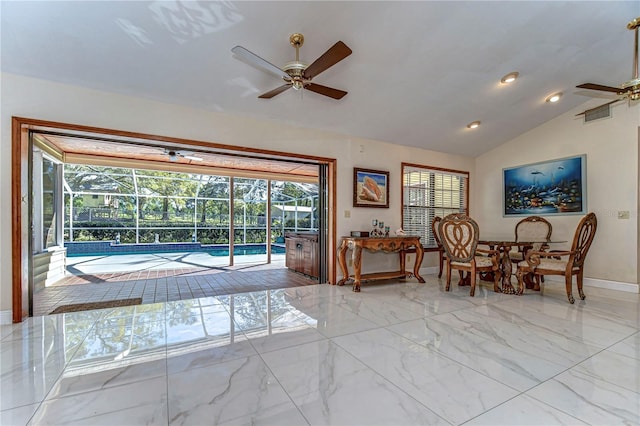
63,164,319,246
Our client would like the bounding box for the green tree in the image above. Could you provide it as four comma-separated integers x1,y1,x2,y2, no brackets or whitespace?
137,171,197,221
198,175,229,224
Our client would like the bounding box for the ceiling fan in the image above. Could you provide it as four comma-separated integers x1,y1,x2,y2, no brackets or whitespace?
231,33,352,99
576,16,640,115
164,149,203,162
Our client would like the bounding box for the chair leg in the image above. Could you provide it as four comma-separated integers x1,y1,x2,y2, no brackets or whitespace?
565,273,575,304
445,261,452,292
470,268,476,297
577,270,586,300
493,267,502,293
438,252,444,278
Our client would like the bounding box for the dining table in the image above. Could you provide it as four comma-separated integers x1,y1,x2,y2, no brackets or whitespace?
475,237,564,294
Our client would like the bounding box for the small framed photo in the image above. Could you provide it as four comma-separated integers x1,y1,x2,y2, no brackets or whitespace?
353,168,389,208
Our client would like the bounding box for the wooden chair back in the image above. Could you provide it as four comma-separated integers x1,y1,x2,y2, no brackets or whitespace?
439,213,479,263
431,216,443,248
569,212,598,268
515,216,552,251
431,216,445,278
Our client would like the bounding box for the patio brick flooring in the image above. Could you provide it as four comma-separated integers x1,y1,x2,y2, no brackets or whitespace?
33,262,318,316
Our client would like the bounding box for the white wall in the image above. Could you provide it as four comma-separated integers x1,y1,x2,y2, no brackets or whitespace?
0,73,475,316
475,98,640,288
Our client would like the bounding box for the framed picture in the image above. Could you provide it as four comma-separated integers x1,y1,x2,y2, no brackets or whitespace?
503,155,586,216
353,168,389,208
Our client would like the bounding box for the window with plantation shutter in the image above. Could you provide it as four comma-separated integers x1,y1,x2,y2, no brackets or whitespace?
402,164,469,248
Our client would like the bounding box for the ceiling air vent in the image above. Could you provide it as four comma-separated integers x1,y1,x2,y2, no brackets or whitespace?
584,103,611,122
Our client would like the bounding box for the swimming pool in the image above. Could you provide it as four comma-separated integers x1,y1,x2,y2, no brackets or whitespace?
65,241,285,257
208,245,286,257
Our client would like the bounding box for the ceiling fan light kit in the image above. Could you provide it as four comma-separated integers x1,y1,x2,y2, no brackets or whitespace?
232,33,352,100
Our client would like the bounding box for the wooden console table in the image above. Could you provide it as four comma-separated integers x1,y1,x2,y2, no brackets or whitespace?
336,236,425,292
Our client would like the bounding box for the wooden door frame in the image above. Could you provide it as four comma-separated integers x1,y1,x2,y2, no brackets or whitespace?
11,116,337,323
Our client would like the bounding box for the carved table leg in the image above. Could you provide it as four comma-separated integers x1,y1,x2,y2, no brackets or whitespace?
352,245,363,292
413,243,425,283
515,267,526,296
336,239,350,286
500,244,516,294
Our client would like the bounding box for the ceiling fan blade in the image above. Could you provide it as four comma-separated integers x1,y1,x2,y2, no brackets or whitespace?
231,46,290,80
304,83,347,99
576,83,622,94
303,41,352,80
575,99,622,116
259,84,292,99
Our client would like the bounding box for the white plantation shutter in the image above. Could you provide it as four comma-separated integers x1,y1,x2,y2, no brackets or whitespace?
402,165,468,248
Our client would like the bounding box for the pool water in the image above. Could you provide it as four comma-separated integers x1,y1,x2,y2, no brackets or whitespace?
66,242,285,257
209,246,286,257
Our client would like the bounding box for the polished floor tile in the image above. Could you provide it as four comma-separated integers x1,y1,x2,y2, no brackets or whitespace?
2,276,639,425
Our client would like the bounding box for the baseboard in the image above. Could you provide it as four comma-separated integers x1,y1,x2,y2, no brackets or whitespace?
423,268,639,294
545,276,639,293
0,310,13,325
419,266,441,276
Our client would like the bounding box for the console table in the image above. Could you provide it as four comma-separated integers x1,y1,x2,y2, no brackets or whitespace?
336,236,425,292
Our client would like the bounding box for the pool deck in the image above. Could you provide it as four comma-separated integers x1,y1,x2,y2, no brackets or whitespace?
34,253,318,317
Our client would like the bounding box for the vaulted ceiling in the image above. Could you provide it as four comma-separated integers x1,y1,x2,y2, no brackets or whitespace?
2,1,639,157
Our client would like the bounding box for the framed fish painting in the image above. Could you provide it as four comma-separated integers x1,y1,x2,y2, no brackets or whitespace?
503,155,586,216
353,168,389,208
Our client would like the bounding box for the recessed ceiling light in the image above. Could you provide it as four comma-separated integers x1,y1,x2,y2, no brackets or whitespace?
500,72,519,84
545,92,563,103
466,120,481,129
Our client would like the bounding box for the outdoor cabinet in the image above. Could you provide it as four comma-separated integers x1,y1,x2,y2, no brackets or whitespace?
285,232,319,279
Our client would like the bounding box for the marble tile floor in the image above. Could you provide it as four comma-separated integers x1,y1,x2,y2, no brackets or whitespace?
34,260,317,317
2,276,639,425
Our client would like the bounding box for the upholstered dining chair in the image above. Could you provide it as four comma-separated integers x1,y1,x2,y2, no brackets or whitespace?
431,216,445,278
509,216,552,263
515,212,597,303
438,213,502,296
509,216,552,288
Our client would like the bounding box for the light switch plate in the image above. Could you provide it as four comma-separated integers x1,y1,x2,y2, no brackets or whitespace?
618,211,630,219
344,210,351,218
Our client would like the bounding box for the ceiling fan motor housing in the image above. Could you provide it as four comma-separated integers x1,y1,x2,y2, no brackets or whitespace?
285,33,308,90
283,61,308,89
